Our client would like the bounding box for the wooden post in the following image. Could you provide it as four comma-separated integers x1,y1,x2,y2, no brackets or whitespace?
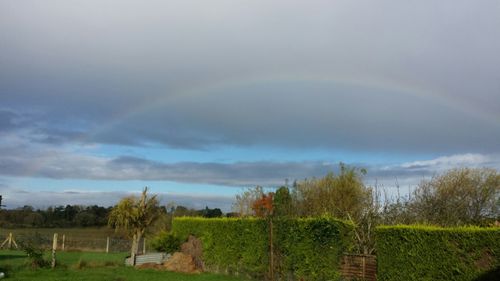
269,219,274,281
51,233,58,268
62,234,65,251
106,237,110,253
143,238,146,254
362,255,366,279
0,233,17,249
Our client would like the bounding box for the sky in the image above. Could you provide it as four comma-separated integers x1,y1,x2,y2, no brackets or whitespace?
1,0,499,211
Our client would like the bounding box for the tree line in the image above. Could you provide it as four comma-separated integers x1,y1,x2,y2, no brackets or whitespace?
0,203,226,228
235,165,499,225
233,165,500,254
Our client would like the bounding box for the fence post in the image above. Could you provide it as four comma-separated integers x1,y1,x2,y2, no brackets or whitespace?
362,255,366,279
51,233,58,268
106,237,110,253
0,233,17,249
269,219,274,281
62,234,65,251
143,238,146,254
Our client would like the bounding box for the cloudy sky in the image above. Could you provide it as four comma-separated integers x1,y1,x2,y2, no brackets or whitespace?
1,0,499,211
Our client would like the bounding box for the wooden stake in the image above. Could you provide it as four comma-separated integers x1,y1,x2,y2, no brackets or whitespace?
0,233,17,249
62,234,65,251
51,233,58,268
269,219,274,281
362,255,366,279
106,237,110,253
0,237,7,249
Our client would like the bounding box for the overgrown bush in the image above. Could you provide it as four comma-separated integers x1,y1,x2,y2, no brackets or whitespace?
150,231,181,253
376,225,500,281
172,216,353,280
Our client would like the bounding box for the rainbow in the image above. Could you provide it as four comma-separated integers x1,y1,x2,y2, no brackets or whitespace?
85,72,500,143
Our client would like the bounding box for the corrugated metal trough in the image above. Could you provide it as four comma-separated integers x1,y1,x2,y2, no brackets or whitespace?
125,252,171,266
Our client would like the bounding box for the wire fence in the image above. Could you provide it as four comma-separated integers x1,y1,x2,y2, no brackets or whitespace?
0,229,144,253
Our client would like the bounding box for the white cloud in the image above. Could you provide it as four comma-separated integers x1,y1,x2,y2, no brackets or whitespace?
400,153,494,170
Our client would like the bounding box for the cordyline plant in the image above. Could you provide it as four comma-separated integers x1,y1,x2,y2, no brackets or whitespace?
108,187,161,262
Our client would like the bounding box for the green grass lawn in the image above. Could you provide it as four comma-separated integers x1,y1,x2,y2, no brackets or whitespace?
0,250,247,281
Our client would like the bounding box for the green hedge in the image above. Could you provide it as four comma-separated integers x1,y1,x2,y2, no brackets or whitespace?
172,217,353,280
273,217,354,281
376,225,500,281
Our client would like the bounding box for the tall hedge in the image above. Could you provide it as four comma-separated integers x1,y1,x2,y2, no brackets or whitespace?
173,217,268,278
376,225,500,281
172,216,353,280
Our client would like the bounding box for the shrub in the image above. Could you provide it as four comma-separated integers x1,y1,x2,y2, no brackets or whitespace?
150,231,181,253
376,225,500,281
17,233,50,269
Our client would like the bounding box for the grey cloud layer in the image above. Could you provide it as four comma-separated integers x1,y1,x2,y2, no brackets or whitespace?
2,151,499,209
1,140,498,187
1,1,499,154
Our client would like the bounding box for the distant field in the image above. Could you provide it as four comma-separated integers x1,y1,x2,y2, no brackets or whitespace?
0,228,131,252
0,227,125,238
0,250,246,281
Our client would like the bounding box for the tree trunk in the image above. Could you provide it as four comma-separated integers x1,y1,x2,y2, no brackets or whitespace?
130,230,145,266
131,233,137,266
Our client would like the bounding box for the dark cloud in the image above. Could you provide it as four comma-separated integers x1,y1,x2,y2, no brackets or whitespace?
0,1,499,154
92,81,499,153
0,109,23,132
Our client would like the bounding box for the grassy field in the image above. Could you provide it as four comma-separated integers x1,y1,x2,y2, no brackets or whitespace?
0,250,247,281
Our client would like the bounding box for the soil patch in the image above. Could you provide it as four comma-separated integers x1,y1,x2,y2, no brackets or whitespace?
181,235,204,271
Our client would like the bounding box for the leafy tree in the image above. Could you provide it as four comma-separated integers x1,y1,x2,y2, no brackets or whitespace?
23,212,44,227
252,192,274,218
201,206,223,218
74,211,97,227
108,187,161,260
292,163,370,220
409,167,500,226
273,186,293,217
233,186,264,217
